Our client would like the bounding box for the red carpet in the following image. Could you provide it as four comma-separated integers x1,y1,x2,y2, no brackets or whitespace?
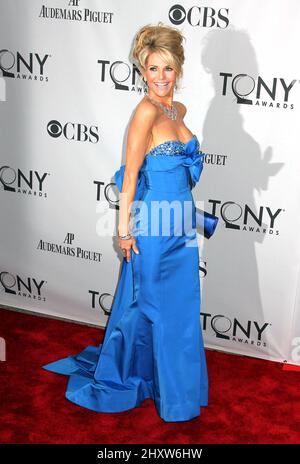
0,307,299,444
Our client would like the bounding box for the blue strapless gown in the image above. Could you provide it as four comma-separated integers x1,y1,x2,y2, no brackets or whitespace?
42,134,209,422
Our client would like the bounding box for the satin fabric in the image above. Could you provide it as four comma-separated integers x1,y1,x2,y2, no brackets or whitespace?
42,134,209,422
196,208,219,239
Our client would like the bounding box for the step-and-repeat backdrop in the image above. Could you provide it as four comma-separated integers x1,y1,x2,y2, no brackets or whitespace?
1,0,300,365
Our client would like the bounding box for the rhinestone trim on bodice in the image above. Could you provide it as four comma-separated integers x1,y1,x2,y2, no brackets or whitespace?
145,135,200,157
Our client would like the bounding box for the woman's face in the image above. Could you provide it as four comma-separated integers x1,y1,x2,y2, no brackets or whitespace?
142,51,177,98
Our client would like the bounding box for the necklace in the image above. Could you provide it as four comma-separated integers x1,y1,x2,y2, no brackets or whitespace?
146,95,178,121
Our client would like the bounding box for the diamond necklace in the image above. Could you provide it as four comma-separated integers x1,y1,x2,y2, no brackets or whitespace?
146,95,178,121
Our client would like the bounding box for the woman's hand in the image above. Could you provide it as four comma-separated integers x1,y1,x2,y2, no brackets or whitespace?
118,235,139,262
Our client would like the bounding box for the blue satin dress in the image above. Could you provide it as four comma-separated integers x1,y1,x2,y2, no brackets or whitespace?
42,134,209,422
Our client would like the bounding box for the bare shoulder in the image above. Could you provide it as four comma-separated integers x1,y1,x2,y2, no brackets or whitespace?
134,96,159,121
174,101,187,118
126,97,158,154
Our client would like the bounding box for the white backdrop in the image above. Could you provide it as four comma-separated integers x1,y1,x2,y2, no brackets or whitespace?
1,0,300,366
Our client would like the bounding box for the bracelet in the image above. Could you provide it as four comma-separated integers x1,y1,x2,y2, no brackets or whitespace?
118,232,132,240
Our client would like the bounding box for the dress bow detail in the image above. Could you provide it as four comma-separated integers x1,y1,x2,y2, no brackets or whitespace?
182,136,205,188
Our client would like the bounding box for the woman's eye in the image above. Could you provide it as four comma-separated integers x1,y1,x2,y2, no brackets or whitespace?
149,67,173,71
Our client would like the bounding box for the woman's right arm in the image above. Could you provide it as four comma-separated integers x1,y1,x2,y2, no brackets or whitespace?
118,99,157,262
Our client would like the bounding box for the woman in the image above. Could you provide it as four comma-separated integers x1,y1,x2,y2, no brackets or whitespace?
43,22,208,422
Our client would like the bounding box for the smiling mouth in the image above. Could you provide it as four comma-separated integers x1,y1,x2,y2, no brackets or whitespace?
154,82,169,87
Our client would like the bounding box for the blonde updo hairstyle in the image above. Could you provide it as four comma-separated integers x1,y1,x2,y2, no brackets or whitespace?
131,22,186,90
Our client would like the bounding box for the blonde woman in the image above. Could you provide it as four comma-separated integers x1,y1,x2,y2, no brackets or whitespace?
43,22,208,423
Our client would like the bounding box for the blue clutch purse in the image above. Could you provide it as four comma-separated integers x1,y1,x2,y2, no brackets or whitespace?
195,208,219,239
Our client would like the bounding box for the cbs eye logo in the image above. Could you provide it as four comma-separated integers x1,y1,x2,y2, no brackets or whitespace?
168,4,229,28
169,4,186,24
47,120,62,138
47,120,99,143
